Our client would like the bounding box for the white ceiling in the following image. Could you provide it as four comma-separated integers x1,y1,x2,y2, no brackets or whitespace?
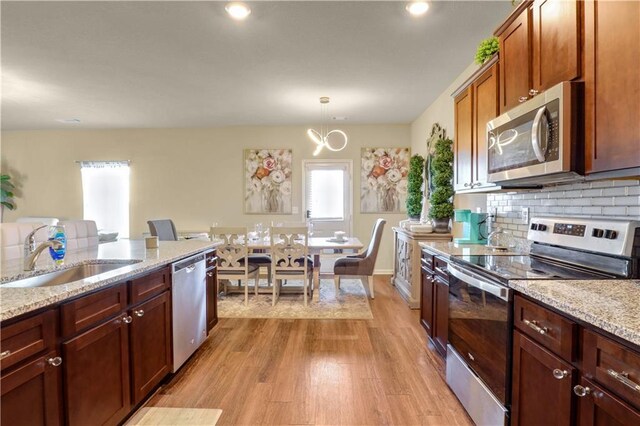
1,1,512,130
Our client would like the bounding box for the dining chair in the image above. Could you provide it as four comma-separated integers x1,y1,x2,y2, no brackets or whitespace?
333,218,386,299
147,219,178,241
270,226,313,306
211,227,260,305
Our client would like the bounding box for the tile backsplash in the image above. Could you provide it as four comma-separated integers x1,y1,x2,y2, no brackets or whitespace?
486,179,640,244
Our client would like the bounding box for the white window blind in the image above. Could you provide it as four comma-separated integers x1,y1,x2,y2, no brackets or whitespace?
80,161,130,238
306,168,344,220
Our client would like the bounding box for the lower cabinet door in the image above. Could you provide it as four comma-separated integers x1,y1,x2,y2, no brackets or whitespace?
1,351,63,426
63,315,131,426
511,330,576,426
576,377,640,426
130,291,172,405
420,266,434,337
433,276,449,356
206,267,218,333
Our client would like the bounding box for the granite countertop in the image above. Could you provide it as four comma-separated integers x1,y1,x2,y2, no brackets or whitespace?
0,239,220,322
419,241,524,258
510,279,640,347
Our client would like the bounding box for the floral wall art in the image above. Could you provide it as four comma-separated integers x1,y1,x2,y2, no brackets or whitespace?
361,147,410,213
244,149,293,214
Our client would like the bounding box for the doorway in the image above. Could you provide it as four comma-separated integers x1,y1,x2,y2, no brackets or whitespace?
302,160,353,238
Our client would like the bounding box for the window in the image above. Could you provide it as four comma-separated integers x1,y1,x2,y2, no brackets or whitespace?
80,161,130,238
307,169,345,220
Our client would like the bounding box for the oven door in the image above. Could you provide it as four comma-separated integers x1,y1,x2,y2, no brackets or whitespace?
447,263,512,405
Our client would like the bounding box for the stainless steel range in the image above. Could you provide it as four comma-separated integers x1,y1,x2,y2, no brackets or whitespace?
445,216,640,426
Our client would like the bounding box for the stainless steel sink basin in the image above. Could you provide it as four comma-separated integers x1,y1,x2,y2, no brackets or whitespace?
1,261,142,288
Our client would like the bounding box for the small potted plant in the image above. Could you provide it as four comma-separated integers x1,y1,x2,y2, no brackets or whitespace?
406,154,425,220
428,138,454,233
475,36,499,65
0,174,16,223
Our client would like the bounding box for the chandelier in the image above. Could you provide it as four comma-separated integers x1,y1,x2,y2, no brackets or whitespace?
307,97,348,156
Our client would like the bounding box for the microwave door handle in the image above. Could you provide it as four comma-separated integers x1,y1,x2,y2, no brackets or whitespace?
531,105,548,163
448,264,510,302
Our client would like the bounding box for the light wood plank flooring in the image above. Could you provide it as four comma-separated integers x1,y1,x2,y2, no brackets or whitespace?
144,276,472,425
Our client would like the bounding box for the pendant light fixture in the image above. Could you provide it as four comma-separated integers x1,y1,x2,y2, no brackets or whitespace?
307,97,348,156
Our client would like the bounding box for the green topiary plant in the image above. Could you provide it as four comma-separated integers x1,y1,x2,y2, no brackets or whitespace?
475,36,499,65
406,154,425,219
1,174,16,211
428,138,454,221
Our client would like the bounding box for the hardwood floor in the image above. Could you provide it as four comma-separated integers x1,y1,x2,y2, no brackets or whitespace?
144,276,472,425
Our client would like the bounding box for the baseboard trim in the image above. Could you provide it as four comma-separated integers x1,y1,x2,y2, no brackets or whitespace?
374,269,393,275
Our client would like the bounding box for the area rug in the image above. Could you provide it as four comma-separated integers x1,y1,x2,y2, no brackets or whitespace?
125,407,222,425
217,278,373,320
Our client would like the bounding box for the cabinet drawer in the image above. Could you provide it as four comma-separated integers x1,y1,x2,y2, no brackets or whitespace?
206,251,217,268
514,295,577,361
421,253,434,273
61,283,127,338
582,329,640,410
129,267,170,305
1,310,57,371
434,257,449,281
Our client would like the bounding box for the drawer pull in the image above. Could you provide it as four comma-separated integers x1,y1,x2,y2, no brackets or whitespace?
134,309,145,317
207,272,214,277
122,315,133,324
519,96,529,103
523,319,548,335
1,350,11,359
435,267,448,277
573,385,591,397
607,369,640,393
47,356,63,367
552,369,568,379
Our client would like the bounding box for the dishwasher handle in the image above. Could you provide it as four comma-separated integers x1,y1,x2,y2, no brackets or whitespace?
172,253,206,273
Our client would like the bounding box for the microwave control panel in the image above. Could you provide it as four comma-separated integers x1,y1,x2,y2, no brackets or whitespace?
553,223,586,237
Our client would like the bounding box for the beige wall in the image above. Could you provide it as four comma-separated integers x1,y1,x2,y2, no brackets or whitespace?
410,62,487,237
1,124,409,271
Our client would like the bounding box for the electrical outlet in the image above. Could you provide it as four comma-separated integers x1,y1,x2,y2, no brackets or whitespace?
521,207,530,224
489,207,497,217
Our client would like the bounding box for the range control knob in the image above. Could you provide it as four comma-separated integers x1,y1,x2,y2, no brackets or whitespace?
604,230,618,240
592,228,604,238
538,224,547,232
530,223,538,231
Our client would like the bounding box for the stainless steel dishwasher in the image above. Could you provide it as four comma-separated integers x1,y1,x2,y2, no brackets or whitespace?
171,252,207,372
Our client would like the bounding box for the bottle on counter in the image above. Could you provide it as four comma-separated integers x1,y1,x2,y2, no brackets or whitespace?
48,225,66,264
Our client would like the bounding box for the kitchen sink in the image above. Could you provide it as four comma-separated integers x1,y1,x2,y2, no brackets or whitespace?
1,261,142,289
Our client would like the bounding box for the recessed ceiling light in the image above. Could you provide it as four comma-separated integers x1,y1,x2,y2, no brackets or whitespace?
225,2,251,20
406,2,430,16
56,118,81,124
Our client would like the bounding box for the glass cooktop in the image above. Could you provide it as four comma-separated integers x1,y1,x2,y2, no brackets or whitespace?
451,254,611,283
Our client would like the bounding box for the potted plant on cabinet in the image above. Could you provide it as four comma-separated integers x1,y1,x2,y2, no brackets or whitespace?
406,154,425,220
1,174,17,223
428,138,454,233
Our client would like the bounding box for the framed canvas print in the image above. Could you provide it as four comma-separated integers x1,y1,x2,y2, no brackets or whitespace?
361,147,410,213
244,149,293,214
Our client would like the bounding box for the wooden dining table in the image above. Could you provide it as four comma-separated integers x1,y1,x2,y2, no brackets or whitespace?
245,237,364,290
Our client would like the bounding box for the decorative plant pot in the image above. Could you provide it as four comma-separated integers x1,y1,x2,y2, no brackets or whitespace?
432,218,451,233
408,215,421,221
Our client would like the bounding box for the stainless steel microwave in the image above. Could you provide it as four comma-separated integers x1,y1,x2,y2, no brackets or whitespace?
487,81,583,185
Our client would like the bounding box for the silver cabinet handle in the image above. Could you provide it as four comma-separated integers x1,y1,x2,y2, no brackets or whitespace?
553,369,569,380
464,182,471,187
47,356,63,367
207,272,214,277
1,350,11,359
134,309,145,317
607,369,640,393
519,96,529,103
122,315,133,324
531,105,549,162
529,89,539,96
573,385,591,397
523,319,548,335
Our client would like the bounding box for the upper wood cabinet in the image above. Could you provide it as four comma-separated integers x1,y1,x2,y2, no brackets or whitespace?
472,63,499,187
499,7,531,113
531,0,581,92
584,0,640,175
454,88,473,191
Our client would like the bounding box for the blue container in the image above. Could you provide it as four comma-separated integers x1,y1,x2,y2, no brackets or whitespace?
48,225,66,264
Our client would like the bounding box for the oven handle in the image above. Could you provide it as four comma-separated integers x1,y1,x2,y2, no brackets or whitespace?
531,105,548,163
447,263,511,302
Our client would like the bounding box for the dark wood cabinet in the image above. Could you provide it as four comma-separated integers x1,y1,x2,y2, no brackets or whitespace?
511,330,576,426
419,264,434,337
576,377,640,426
531,0,581,92
472,62,499,187
129,267,170,305
498,6,531,112
454,88,473,191
1,309,56,371
206,266,218,333
129,291,172,405
62,315,131,426
584,0,640,175
433,274,449,357
1,351,63,426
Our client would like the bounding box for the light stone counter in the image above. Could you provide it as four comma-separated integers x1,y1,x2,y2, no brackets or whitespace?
0,239,220,322
419,241,523,258
509,279,640,347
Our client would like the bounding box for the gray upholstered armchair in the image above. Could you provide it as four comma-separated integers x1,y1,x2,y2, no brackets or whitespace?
333,218,386,299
